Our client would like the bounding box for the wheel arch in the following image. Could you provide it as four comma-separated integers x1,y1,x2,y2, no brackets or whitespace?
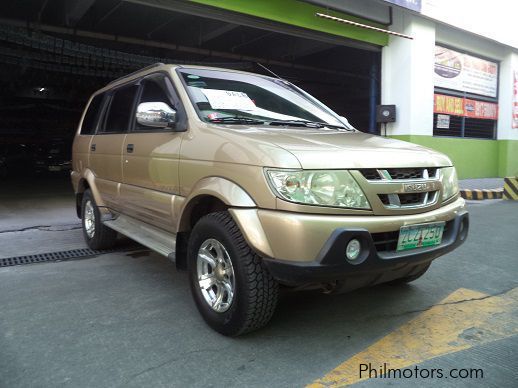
74,169,105,218
177,177,256,233
174,177,259,270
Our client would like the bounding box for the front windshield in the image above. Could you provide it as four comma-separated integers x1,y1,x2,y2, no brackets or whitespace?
178,68,349,128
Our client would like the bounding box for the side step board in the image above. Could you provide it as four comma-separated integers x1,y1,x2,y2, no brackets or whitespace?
104,215,176,260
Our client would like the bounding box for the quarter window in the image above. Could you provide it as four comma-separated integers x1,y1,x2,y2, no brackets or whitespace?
80,93,104,135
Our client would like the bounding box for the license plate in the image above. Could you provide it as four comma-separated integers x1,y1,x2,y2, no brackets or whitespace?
396,222,445,251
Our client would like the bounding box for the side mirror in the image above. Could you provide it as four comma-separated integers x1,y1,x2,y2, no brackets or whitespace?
136,102,177,129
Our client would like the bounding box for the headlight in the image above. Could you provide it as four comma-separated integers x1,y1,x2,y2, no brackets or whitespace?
265,169,370,209
441,167,459,200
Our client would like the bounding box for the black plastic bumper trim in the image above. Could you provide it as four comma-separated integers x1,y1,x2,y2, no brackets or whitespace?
263,211,469,285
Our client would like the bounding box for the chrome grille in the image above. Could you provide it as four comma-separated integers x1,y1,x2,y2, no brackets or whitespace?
378,191,439,207
360,168,438,181
358,167,442,210
399,193,425,205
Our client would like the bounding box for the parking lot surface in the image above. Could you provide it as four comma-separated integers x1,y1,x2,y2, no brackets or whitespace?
0,184,516,387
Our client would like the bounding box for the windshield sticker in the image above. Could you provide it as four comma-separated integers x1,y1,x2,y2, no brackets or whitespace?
201,89,256,110
207,112,221,120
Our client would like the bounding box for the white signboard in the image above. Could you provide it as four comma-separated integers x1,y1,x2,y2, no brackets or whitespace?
436,114,450,129
434,46,498,98
201,89,256,110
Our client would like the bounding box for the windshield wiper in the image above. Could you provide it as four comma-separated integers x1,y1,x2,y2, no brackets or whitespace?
208,116,264,125
267,120,346,129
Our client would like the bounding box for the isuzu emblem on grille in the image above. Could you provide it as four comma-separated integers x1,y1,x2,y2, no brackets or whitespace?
404,182,431,192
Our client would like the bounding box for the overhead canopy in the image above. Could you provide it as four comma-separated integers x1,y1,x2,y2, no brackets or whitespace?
127,0,389,47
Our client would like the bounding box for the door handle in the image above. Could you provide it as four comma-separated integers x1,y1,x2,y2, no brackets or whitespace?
90,144,96,152
126,144,134,153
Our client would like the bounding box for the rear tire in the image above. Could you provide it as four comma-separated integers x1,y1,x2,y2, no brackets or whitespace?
81,189,117,250
188,211,278,336
390,263,431,284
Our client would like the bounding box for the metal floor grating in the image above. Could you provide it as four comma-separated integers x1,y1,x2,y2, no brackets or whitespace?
0,247,130,268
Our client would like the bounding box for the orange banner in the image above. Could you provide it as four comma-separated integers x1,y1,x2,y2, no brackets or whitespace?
434,94,464,116
434,94,498,120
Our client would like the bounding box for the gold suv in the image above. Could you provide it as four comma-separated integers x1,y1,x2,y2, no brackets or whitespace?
71,63,469,335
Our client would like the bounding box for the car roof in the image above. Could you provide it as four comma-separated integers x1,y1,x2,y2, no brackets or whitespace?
91,63,276,98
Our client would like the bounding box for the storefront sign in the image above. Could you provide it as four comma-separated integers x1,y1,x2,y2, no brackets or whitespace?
434,94,498,120
513,70,518,129
434,46,498,98
434,94,464,116
464,99,498,120
436,114,450,129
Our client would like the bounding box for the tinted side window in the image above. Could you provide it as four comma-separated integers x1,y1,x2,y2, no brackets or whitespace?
101,85,139,133
80,94,104,135
135,76,175,131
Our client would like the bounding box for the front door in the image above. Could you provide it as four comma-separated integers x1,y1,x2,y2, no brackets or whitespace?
89,83,139,211
121,74,185,232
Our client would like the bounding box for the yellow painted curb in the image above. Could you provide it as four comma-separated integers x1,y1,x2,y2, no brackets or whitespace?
460,188,503,200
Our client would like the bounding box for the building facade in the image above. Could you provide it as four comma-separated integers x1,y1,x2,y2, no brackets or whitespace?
187,0,518,179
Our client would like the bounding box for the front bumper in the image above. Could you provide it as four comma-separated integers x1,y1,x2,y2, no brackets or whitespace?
229,197,468,286
262,211,469,286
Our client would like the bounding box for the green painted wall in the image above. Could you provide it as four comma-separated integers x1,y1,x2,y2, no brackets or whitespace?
189,0,388,46
391,135,518,179
498,140,518,177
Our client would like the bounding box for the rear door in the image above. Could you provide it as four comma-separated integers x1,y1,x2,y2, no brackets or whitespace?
120,74,185,232
89,83,139,210
72,93,104,175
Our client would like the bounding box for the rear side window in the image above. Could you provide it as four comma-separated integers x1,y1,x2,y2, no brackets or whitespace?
80,94,104,135
101,84,139,133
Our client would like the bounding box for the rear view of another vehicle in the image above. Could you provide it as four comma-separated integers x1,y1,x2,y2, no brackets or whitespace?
35,141,72,174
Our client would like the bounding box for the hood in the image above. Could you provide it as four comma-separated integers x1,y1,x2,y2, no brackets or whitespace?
216,126,452,169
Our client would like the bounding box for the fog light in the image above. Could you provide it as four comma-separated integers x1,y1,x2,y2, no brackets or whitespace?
346,239,361,261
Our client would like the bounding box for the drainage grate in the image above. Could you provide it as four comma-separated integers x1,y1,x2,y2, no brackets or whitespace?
0,247,131,268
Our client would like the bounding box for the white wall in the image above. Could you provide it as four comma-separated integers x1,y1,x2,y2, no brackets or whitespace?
435,23,507,61
381,11,435,136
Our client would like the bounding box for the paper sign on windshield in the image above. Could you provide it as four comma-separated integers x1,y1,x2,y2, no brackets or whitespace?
201,89,256,110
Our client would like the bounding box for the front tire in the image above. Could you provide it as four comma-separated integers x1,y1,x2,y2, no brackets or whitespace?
188,212,278,336
81,189,117,250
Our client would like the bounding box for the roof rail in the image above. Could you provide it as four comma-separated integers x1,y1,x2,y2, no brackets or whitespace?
107,62,165,85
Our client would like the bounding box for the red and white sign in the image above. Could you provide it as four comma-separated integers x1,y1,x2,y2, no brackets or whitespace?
464,99,498,120
434,94,498,120
513,70,518,129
